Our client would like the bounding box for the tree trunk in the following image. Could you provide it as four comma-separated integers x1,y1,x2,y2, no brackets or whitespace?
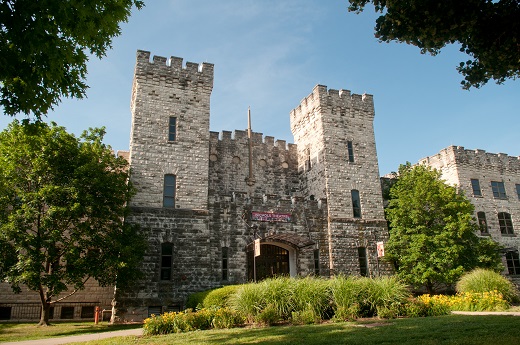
38,301,51,326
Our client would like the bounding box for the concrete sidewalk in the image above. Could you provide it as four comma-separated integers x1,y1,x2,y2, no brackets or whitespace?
0,328,143,345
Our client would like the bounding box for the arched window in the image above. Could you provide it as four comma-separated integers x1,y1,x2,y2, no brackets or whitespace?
498,212,514,235
161,243,173,280
351,189,361,218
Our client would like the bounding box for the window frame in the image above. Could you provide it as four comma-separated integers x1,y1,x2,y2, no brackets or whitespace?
168,117,177,141
163,174,176,208
491,181,507,199
358,247,368,277
477,211,488,234
160,243,173,281
506,251,520,275
470,179,482,197
347,141,354,163
498,212,514,235
516,184,520,200
313,248,320,276
222,247,229,281
351,189,361,218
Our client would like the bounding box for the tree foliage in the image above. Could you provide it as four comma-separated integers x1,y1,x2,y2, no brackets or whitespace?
0,0,144,118
0,121,145,325
347,0,520,89
385,164,502,294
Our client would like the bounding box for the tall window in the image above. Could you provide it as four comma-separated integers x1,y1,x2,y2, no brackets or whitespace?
491,181,507,199
358,247,368,277
168,117,177,141
506,251,520,275
498,212,514,235
163,174,176,208
222,247,229,281
351,189,361,218
516,184,520,200
161,243,173,280
471,179,482,197
347,141,354,162
314,249,320,276
477,212,488,234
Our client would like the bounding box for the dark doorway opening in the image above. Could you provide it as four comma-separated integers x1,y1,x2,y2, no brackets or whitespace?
247,244,290,281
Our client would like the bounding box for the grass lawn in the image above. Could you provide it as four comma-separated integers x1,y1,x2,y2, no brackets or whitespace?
69,314,520,345
0,321,142,343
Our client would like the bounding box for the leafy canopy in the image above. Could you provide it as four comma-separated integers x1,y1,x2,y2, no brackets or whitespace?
384,164,502,293
347,0,520,89
0,0,144,118
0,120,145,324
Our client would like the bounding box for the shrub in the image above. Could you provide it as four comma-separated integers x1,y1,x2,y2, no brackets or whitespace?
260,277,296,320
254,304,280,326
292,277,331,320
212,307,245,329
229,283,265,322
369,276,411,318
403,297,451,317
330,275,363,320
456,269,519,303
414,291,509,314
186,290,212,309
203,285,242,309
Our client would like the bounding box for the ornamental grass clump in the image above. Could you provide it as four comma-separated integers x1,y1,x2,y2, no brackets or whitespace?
229,282,265,323
291,277,331,324
202,285,242,309
456,269,519,303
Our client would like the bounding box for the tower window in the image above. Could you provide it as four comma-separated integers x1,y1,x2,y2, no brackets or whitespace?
351,189,361,218
347,141,354,162
161,243,173,280
506,251,520,275
314,249,320,276
498,212,514,235
168,117,177,141
516,184,520,200
471,179,482,197
491,181,507,199
358,247,368,277
222,247,229,281
163,174,176,208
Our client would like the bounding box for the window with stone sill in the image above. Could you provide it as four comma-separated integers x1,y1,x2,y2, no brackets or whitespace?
358,247,368,277
491,181,507,199
516,184,520,200
163,174,176,208
498,212,514,235
471,179,482,197
347,141,354,163
222,247,229,281
351,189,361,218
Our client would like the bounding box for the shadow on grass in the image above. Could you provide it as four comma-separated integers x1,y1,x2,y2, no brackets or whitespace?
132,315,520,345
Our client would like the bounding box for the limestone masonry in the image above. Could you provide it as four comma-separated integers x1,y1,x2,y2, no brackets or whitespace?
1,50,518,322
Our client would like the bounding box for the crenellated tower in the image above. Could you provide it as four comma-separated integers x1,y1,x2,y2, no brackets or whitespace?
290,85,390,276
129,50,214,210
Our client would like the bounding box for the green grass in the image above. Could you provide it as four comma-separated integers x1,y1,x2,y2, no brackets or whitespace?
0,321,142,343
69,315,520,345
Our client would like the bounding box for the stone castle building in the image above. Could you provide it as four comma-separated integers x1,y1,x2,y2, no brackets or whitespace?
0,50,518,322
418,146,520,277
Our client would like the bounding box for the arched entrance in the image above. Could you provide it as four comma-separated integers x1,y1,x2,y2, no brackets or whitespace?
247,243,290,281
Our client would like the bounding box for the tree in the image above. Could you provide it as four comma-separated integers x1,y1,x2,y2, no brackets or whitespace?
347,0,520,89
0,0,144,118
384,164,502,294
0,121,145,325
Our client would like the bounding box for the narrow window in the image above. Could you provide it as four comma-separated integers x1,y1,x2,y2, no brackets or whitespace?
168,117,177,141
471,179,482,197
148,306,162,318
358,247,368,277
161,243,173,280
351,189,361,218
163,174,176,208
60,306,75,319
477,212,488,234
506,251,520,275
516,184,520,200
314,249,320,276
498,212,514,235
305,148,311,170
222,247,229,281
347,141,354,162
491,181,507,199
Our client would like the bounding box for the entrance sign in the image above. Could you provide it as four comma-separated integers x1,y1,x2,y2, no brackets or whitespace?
376,241,385,257
251,211,292,223
254,239,261,257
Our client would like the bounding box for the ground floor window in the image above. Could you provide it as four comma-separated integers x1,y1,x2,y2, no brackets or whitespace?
358,247,368,277
81,306,95,319
60,306,75,319
506,251,520,275
148,306,162,318
247,244,289,281
0,306,12,320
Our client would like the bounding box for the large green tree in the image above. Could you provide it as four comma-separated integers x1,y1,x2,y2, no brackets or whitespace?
0,0,144,118
0,121,145,325
385,164,502,294
347,0,520,89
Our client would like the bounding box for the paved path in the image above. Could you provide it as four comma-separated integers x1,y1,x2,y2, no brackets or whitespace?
451,311,520,316
0,328,143,345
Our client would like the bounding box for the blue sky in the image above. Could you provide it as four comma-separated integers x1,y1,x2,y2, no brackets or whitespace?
1,0,519,175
